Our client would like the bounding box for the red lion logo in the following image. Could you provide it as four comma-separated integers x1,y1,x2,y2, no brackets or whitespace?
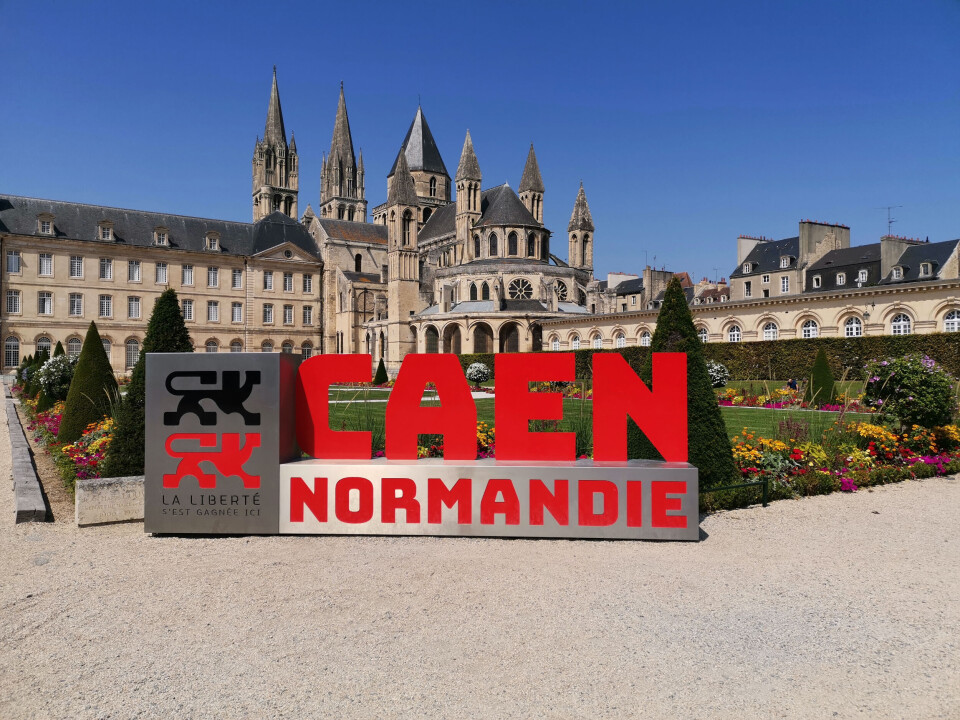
163,433,262,489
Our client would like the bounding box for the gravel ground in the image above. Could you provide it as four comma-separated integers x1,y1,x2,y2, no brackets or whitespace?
1,406,958,719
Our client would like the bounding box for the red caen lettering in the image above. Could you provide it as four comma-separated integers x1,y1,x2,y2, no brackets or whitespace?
386,354,477,460
578,480,618,526
381,477,420,523
296,355,371,459
651,480,687,528
592,353,687,462
427,478,472,524
480,479,521,525
289,476,326,523
529,479,569,525
335,476,374,524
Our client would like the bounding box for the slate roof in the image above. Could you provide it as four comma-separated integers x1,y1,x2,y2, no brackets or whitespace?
504,299,548,312
316,218,388,245
474,185,540,228
879,239,960,284
652,286,696,305
389,106,448,177
0,195,319,258
613,277,644,295
418,202,457,243
518,144,545,194
729,237,799,278
807,243,882,272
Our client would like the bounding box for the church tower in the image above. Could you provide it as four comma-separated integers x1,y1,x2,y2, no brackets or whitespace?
320,83,367,222
385,153,422,368
518,143,544,224
455,131,482,262
252,67,298,221
568,183,594,271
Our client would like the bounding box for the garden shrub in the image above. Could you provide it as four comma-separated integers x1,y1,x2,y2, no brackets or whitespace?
705,360,730,388
35,353,76,402
465,362,491,388
373,358,389,385
58,322,117,444
101,288,192,477
53,340,65,357
862,354,957,429
805,347,835,406
792,471,839,496
627,277,736,489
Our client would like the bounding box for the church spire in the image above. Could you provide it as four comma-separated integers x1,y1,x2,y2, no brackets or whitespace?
263,65,287,148
568,182,594,232
328,81,356,168
519,143,544,193
455,130,482,182
388,152,418,207
568,183,594,271
319,82,366,222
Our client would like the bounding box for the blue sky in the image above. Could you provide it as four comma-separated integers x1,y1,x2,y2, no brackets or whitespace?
1,0,957,283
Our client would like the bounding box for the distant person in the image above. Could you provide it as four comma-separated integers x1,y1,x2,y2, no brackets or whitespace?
787,378,798,391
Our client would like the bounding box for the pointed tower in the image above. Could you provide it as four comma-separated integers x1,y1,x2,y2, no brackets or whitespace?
320,83,367,222
518,144,545,224
387,106,451,205
568,183,595,271
385,153,422,368
252,67,299,221
455,131,482,261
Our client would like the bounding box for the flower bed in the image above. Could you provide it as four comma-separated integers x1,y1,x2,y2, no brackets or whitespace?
717,387,872,412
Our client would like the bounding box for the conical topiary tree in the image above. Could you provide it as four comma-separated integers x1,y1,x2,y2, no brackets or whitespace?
53,340,65,357
100,288,193,477
58,322,118,444
373,357,388,385
804,347,835,407
627,277,736,489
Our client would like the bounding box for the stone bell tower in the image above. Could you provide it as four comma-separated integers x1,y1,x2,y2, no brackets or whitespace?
252,67,298,221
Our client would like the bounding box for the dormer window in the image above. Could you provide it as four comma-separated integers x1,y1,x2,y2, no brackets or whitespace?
892,267,903,280
154,227,169,246
812,275,822,289
205,232,220,251
720,295,727,302
707,296,714,304
37,214,55,235
742,262,751,273
779,256,790,269
98,221,114,242
919,262,931,277
836,272,846,286
694,297,701,305
857,269,868,283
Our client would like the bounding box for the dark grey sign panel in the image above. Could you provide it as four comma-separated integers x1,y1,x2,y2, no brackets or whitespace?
145,352,299,534
280,459,699,541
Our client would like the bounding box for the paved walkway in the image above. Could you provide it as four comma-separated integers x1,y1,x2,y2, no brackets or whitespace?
0,402,957,719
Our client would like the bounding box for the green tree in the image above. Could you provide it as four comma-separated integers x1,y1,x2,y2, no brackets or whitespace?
627,277,736,489
804,347,835,407
101,288,193,477
58,322,117,444
373,358,388,385
53,341,65,357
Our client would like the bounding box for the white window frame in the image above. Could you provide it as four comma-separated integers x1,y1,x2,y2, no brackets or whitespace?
571,335,580,351
98,294,113,318
836,272,846,286
6,250,21,274
761,274,770,284
640,332,651,347
182,264,194,286
302,274,313,293
231,302,243,323
128,260,141,282
728,325,742,343
697,327,709,343
263,271,274,291
6,290,22,314
615,333,626,348
744,281,752,298
844,316,863,337
68,337,82,358
125,339,140,369
283,272,293,292
302,306,313,326
283,304,294,325
801,319,819,339
891,267,903,280
39,220,52,235
232,268,243,289
70,256,83,278
780,257,790,269
263,304,274,324
181,299,194,321
207,266,219,288
891,313,911,336
780,276,789,294
37,291,52,315
763,322,778,341
857,269,868,283
38,253,53,276
207,301,219,323
812,275,821,289
919,263,931,277
99,258,113,280
128,296,141,319
155,262,168,284
69,293,83,316
944,309,960,333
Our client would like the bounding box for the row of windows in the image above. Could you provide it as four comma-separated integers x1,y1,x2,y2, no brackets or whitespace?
29,216,222,249
471,232,546,260
4,252,314,292
180,299,313,326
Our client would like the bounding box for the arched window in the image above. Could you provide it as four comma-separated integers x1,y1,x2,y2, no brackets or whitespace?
470,283,478,301
728,325,742,343
945,309,960,332
68,338,82,359
508,232,518,256
551,336,560,351
355,254,362,272
262,341,274,353
347,207,355,222
481,282,490,301
125,339,139,369
891,313,911,335
640,331,651,347
527,233,536,257
844,317,863,337
337,205,345,220
4,337,19,368
582,234,590,266
36,337,52,356
101,339,111,361
474,235,481,258
205,340,218,353
762,322,779,341
556,281,568,302
592,335,602,349
616,333,626,348
281,342,294,354
697,327,709,344
571,335,580,350
425,326,439,353
230,340,243,353
801,319,819,338
429,176,437,197
422,207,432,223
402,210,413,246
508,278,533,299
301,342,313,358
488,234,498,256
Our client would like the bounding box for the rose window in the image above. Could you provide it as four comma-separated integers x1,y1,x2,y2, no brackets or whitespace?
555,281,568,301
508,278,533,299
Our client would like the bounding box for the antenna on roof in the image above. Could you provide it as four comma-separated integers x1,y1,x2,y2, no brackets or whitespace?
878,205,902,235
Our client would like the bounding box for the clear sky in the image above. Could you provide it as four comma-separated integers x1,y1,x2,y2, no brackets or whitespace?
1,0,957,283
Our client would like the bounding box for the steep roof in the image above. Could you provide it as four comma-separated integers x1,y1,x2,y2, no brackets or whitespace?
455,130,482,182
729,236,800,278
613,277,644,295
518,144,545,194
418,202,457,243
807,243,881,272
388,106,448,177
567,183,594,232
387,152,419,206
474,184,540,228
316,218,388,245
263,67,287,147
0,195,319,258
328,83,356,169
879,239,960,284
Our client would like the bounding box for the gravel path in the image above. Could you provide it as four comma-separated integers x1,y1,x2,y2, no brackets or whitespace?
1,407,958,719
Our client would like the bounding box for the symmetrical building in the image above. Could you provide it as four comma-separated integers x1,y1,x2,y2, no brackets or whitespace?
2,69,958,376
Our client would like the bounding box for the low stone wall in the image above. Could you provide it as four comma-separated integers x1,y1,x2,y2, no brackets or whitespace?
75,475,144,527
4,385,48,523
